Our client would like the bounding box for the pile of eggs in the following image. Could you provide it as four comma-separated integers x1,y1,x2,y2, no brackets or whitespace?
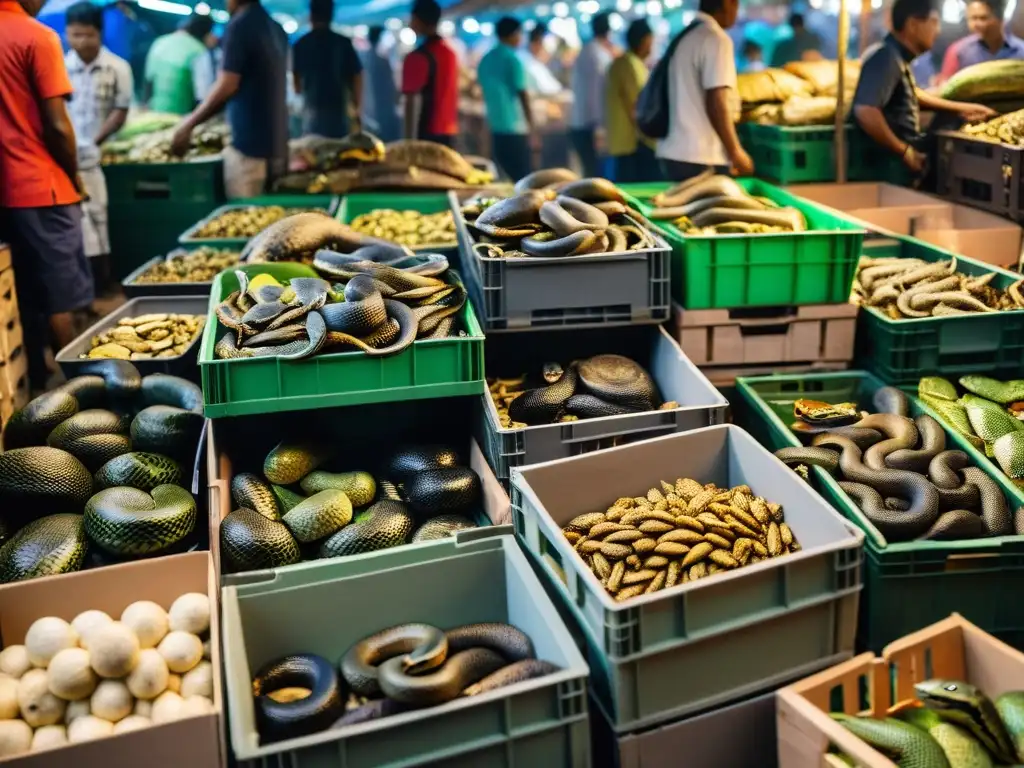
0,592,213,756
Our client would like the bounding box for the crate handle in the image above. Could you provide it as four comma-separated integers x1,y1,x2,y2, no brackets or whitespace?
133,180,173,200
738,322,790,337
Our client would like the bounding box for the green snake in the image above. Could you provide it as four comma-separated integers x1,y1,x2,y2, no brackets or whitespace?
84,484,197,555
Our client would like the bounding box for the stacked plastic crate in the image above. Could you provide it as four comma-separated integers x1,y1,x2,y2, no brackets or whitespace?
509,425,864,766
451,191,728,491
620,179,866,391
0,243,28,429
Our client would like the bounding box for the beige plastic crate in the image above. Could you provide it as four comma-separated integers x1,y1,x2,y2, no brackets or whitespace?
0,552,225,767
673,302,858,368
776,613,1024,768
206,420,511,585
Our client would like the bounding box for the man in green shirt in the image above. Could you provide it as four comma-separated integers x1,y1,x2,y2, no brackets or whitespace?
605,20,657,182
144,15,215,114
478,16,536,182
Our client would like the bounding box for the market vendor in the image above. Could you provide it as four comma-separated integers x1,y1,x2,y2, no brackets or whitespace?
939,0,1024,83
171,0,288,198
853,0,997,176
64,1,133,292
0,0,94,393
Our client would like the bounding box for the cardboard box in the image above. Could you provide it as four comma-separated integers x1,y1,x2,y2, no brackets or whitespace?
0,552,224,767
788,182,1022,268
776,614,1024,767
206,419,511,585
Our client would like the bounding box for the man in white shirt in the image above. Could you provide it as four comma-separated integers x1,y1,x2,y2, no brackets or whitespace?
569,12,615,177
522,23,563,97
64,1,132,287
657,0,753,181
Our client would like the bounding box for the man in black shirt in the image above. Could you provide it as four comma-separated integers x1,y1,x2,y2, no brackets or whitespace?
293,0,363,138
171,0,288,198
853,0,995,175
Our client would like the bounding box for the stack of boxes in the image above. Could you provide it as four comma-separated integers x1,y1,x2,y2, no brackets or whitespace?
0,243,28,430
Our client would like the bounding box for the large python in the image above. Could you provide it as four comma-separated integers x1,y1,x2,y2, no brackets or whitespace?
505,355,664,426
0,361,200,582
774,386,1019,542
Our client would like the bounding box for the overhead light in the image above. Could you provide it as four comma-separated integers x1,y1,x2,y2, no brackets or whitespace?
399,27,417,45
137,0,192,15
480,21,494,35
609,11,623,29
615,0,631,12
553,1,569,17
809,0,823,7
681,9,694,24
646,1,661,15
462,17,480,32
386,17,402,30
580,13,591,22
439,19,455,35
193,1,210,14
536,4,550,14
211,8,228,21
941,0,959,21
354,24,368,36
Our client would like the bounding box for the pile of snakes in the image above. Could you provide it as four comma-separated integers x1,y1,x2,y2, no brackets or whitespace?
463,169,658,258
220,443,481,574
920,375,1024,488
488,355,678,429
563,478,800,601
0,361,203,582
648,172,807,234
832,678,1024,766
852,254,1024,318
773,387,1024,543
253,622,560,743
213,250,466,361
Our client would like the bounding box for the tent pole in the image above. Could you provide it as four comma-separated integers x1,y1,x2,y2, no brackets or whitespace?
835,0,850,181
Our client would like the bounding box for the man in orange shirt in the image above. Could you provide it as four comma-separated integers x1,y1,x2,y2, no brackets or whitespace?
0,0,93,392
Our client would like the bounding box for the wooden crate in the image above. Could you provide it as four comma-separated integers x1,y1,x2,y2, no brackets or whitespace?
776,614,1024,767
0,253,28,431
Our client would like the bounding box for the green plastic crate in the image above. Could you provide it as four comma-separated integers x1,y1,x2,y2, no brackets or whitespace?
335,192,457,254
109,200,214,280
199,263,485,417
626,179,865,309
734,370,1024,651
738,124,845,184
222,530,590,767
102,156,225,206
853,238,1024,386
179,194,340,247
847,129,913,185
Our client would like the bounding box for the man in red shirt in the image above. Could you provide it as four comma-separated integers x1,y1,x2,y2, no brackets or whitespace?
0,0,94,392
402,0,459,147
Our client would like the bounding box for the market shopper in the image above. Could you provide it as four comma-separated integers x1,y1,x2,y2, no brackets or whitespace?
656,0,754,182
769,14,823,67
64,1,133,292
402,0,459,146
361,25,401,141
605,20,658,183
478,16,536,182
522,22,563,96
569,12,615,177
0,0,94,393
853,0,997,177
939,0,1024,82
170,0,289,198
293,0,363,138
144,14,215,115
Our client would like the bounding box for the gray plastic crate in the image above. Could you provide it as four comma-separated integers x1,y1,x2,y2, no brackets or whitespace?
480,324,727,485
451,191,671,331
56,295,207,380
222,529,591,768
122,244,241,298
511,425,863,731
588,654,849,768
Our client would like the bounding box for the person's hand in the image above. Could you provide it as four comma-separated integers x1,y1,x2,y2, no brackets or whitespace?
75,173,90,201
170,121,193,157
902,145,927,174
730,147,754,177
960,103,997,123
